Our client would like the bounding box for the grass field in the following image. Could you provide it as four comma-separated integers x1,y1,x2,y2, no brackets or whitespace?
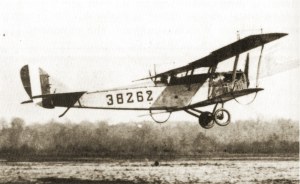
0,157,298,184
0,119,298,183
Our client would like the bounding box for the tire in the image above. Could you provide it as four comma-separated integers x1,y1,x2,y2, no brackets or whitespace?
213,108,231,126
198,112,214,129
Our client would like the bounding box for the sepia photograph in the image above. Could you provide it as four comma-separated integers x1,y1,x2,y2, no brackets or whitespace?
0,0,299,183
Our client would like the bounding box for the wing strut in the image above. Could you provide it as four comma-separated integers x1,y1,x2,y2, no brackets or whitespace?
187,68,195,90
256,45,264,87
232,54,240,84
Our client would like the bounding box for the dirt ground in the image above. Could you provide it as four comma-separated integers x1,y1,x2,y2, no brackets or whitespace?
0,158,298,184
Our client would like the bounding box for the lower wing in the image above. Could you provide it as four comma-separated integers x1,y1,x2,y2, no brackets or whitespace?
185,88,263,109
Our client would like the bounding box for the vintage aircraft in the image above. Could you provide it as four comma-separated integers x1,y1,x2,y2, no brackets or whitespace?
20,32,287,129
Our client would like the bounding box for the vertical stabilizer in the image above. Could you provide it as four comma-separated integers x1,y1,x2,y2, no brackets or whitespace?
20,65,32,99
20,65,70,108
39,68,51,95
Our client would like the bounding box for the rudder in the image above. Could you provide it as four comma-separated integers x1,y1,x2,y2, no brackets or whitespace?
20,65,33,99
20,65,69,108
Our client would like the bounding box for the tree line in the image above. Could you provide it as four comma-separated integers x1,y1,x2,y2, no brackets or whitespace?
0,118,298,158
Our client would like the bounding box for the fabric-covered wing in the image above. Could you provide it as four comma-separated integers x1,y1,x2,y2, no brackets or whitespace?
185,88,263,109
145,33,287,78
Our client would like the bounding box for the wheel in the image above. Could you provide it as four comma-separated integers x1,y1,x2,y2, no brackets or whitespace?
213,108,231,126
198,112,214,129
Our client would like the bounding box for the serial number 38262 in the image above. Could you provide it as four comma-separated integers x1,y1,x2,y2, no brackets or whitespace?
106,90,153,105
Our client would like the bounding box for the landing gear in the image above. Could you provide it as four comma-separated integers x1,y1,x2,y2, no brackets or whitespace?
198,112,214,129
213,108,231,126
185,103,231,129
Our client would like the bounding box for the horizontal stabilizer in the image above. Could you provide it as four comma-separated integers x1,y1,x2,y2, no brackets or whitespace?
32,91,86,108
21,99,33,104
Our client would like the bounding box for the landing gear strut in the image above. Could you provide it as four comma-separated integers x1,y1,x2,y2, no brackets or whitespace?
185,103,231,129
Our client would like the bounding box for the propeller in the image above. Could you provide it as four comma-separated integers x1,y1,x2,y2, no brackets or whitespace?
244,53,250,87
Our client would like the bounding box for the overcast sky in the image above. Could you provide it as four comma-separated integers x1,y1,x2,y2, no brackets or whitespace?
0,0,299,124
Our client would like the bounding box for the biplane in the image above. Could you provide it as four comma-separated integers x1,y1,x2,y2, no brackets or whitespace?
20,32,287,129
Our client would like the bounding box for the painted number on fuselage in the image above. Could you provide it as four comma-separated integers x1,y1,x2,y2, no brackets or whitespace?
106,90,153,105
106,94,113,105
126,92,134,103
146,90,153,101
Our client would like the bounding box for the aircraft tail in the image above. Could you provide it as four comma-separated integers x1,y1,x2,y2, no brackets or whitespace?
20,65,71,108
20,65,33,99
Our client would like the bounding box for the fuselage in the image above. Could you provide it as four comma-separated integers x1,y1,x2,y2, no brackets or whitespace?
73,71,248,110
74,82,205,110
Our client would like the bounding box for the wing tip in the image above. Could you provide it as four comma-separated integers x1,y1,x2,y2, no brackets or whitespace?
274,32,288,38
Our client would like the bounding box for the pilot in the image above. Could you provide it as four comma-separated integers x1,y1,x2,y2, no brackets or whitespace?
211,73,225,97
212,73,225,84
160,75,168,84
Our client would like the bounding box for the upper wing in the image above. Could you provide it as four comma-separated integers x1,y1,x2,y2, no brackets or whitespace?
138,33,287,81
189,33,287,68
